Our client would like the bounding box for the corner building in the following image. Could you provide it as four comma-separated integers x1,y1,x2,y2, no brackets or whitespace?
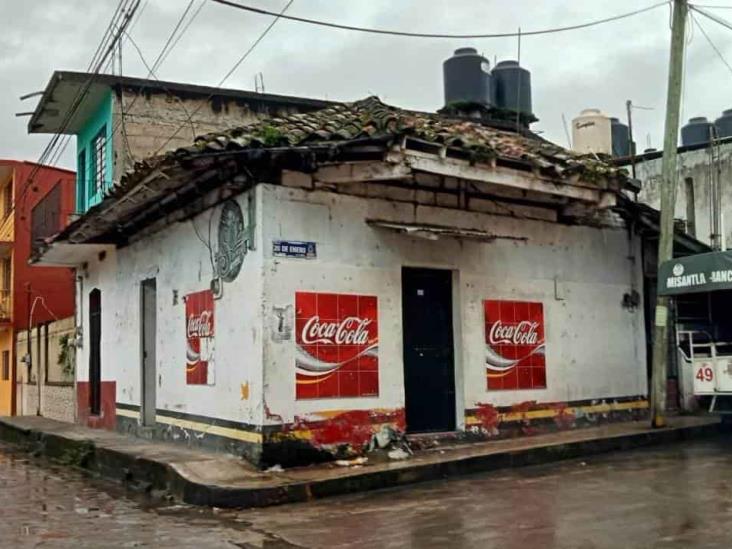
37,98,649,467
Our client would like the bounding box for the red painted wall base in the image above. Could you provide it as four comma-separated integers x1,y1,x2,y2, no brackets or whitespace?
76,381,116,429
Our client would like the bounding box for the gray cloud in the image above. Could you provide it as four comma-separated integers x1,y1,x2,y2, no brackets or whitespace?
3,0,732,169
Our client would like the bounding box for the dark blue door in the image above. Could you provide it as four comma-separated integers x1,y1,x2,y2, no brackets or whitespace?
401,268,456,433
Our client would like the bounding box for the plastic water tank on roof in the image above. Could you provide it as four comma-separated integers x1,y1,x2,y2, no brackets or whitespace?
610,117,632,157
492,60,532,116
715,109,732,138
443,47,495,107
572,108,612,155
681,117,713,146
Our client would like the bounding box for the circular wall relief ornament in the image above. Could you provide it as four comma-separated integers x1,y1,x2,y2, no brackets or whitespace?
215,199,246,282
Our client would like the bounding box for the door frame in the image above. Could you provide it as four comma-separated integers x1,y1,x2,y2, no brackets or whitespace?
140,278,157,427
88,288,102,416
400,266,461,433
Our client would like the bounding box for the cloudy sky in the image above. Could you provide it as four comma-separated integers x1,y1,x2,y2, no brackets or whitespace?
2,0,732,171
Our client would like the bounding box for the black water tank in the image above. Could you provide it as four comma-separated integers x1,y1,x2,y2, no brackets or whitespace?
610,117,631,157
443,47,494,107
493,60,532,116
715,109,732,138
681,117,713,146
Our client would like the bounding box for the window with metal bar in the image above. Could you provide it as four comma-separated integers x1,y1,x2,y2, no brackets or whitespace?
1,351,9,381
2,184,11,219
92,126,107,197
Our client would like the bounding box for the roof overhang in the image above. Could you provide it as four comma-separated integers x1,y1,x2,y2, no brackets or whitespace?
658,250,732,296
28,71,334,135
28,72,112,134
31,241,113,267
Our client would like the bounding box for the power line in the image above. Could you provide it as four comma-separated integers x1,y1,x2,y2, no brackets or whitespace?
14,0,140,216
691,11,732,78
691,4,732,31
157,0,207,69
122,30,197,146
109,0,203,164
31,0,136,171
149,0,197,77
127,0,150,33
210,0,668,39
692,4,732,9
37,1,138,172
152,0,295,155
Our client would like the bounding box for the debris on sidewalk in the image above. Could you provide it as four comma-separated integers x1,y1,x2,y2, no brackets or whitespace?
335,457,368,467
387,448,410,460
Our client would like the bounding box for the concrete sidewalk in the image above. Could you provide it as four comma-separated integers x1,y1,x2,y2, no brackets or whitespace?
0,415,720,508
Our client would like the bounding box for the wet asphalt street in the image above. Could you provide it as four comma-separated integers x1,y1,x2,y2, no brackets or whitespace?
2,437,732,548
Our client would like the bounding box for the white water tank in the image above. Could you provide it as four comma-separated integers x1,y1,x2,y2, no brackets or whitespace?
572,108,612,155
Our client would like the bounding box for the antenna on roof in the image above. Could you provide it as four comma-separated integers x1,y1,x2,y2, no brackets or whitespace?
254,72,265,93
515,27,522,133
561,113,572,148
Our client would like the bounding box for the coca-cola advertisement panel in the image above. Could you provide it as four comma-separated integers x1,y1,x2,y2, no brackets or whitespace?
295,292,378,399
185,290,215,385
484,300,546,390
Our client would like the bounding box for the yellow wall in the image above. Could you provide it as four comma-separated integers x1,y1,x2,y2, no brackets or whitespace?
0,328,13,415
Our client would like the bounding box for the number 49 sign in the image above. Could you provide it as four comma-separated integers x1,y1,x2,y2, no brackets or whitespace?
693,360,716,394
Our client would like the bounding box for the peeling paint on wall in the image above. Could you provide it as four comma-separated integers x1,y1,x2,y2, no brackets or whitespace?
473,402,501,435
273,408,406,454
465,397,648,439
270,304,292,342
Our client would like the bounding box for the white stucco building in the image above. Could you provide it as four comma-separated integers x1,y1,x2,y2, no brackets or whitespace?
37,97,650,467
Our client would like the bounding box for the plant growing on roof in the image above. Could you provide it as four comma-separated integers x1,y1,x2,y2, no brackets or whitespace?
258,125,286,147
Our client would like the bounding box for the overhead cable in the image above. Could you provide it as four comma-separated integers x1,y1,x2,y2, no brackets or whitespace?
691,4,732,32
152,0,295,155
209,0,668,39
111,0,203,155
692,12,732,78
14,0,140,215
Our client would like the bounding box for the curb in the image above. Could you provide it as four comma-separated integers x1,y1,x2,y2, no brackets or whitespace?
0,418,721,508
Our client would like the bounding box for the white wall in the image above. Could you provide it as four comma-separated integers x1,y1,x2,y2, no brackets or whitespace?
260,184,647,427
636,144,732,247
77,189,265,426
77,180,648,433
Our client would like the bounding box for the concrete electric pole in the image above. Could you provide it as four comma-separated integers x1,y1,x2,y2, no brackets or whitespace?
651,0,688,428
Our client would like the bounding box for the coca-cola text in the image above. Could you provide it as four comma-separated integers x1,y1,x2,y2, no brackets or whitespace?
301,315,372,345
489,320,540,346
187,311,213,338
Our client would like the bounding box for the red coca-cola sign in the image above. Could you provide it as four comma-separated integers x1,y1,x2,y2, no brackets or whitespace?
484,300,546,390
185,290,214,385
295,292,378,399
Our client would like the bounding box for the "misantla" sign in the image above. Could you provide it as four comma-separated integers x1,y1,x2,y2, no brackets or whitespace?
658,250,732,296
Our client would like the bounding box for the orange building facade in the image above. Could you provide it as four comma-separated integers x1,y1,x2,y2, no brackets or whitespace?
0,160,76,415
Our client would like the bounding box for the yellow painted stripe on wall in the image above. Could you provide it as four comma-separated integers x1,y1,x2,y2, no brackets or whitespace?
155,415,263,444
465,399,649,426
116,408,139,419
117,399,648,444
115,408,263,444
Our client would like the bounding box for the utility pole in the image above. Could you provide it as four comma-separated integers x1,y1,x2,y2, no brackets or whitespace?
626,100,636,179
651,0,688,428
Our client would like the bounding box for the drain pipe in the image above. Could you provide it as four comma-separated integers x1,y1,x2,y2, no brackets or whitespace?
29,296,41,416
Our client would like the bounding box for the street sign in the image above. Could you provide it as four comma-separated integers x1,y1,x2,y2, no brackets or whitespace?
272,240,317,259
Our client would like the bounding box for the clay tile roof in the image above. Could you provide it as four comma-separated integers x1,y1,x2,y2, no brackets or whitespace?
48,97,631,248
162,96,625,182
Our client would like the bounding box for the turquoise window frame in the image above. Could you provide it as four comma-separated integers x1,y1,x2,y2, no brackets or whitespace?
76,148,86,213
76,91,113,212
